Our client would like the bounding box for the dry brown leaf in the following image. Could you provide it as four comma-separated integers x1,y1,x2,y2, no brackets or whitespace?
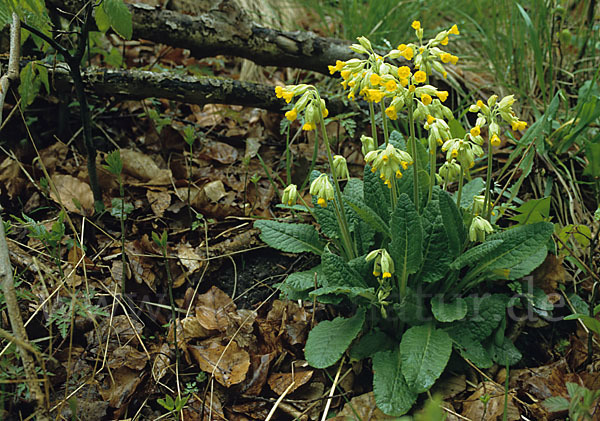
181,315,212,341
461,381,520,421
0,156,26,199
189,337,250,387
50,174,94,215
242,353,275,396
268,370,313,396
120,148,171,185
533,253,568,296
125,238,157,291
107,345,148,371
195,286,236,331
204,179,227,202
100,366,144,408
225,308,257,349
146,189,171,217
39,142,68,173
330,392,397,420
152,343,171,383
177,242,201,273
199,140,238,164
431,374,467,399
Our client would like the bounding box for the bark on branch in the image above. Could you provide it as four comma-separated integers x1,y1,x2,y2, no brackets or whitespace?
47,0,358,75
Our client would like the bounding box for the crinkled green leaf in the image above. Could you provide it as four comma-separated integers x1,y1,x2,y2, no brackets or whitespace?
473,222,553,276
309,285,375,302
457,178,485,209
446,328,493,368
254,220,324,255
491,245,547,280
103,0,132,39
349,331,394,360
509,197,551,225
278,266,322,300
305,308,365,368
364,164,390,222
390,193,422,278
400,324,452,393
19,62,41,107
451,239,504,270
488,336,522,366
419,189,451,282
321,248,366,287
431,296,467,322
439,190,465,258
372,348,417,416
344,195,390,236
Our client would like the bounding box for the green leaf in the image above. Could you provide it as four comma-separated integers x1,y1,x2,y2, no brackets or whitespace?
305,308,365,368
103,0,133,40
564,314,600,336
447,118,467,139
491,246,547,280
450,239,504,270
278,266,322,300
321,247,366,287
419,189,451,283
364,164,390,222
400,325,452,393
488,336,522,366
19,62,41,107
458,178,485,209
372,348,417,416
254,220,324,255
431,296,467,322
509,197,551,224
94,2,111,33
310,285,375,302
438,190,465,258
390,193,422,278
471,222,553,278
543,396,570,412
110,198,134,220
349,331,394,360
344,195,390,236
446,328,493,368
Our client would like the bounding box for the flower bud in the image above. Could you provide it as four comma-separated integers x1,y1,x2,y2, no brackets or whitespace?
497,94,515,111
281,184,298,206
332,155,350,180
469,215,494,242
360,135,376,156
487,94,498,108
350,43,369,55
357,36,372,51
472,195,485,215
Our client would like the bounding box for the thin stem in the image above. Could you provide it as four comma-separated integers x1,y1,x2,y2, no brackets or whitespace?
408,95,419,212
317,95,355,260
456,167,465,210
428,142,436,203
162,244,181,394
369,101,378,146
119,175,126,294
380,101,389,147
483,142,494,221
285,124,292,185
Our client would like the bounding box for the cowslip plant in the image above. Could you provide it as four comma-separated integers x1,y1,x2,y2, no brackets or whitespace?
256,21,554,416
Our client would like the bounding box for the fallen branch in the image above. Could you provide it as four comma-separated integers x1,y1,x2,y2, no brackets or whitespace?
47,0,358,75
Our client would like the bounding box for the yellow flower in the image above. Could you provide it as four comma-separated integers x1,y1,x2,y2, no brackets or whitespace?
348,91,355,100
426,114,436,125
282,91,294,103
491,134,501,147
370,73,382,86
322,108,329,118
450,55,459,65
421,94,432,105
441,36,448,46
328,65,336,74
477,100,485,108
341,69,351,80
395,170,403,178
275,86,284,98
385,105,398,120
335,60,345,71
382,271,392,278
414,70,427,84
442,71,447,79
317,197,327,207
285,108,297,121
408,84,416,93
384,179,391,188
385,79,397,91
366,89,385,103
441,52,452,63
512,120,527,131
436,91,448,102
402,47,414,60
397,43,407,51
451,149,458,158
399,77,409,87
449,24,459,35
470,125,480,136
398,66,411,79
411,20,421,30
302,122,316,131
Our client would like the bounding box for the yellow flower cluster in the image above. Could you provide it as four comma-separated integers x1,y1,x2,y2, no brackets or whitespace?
364,144,414,188
275,84,328,131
